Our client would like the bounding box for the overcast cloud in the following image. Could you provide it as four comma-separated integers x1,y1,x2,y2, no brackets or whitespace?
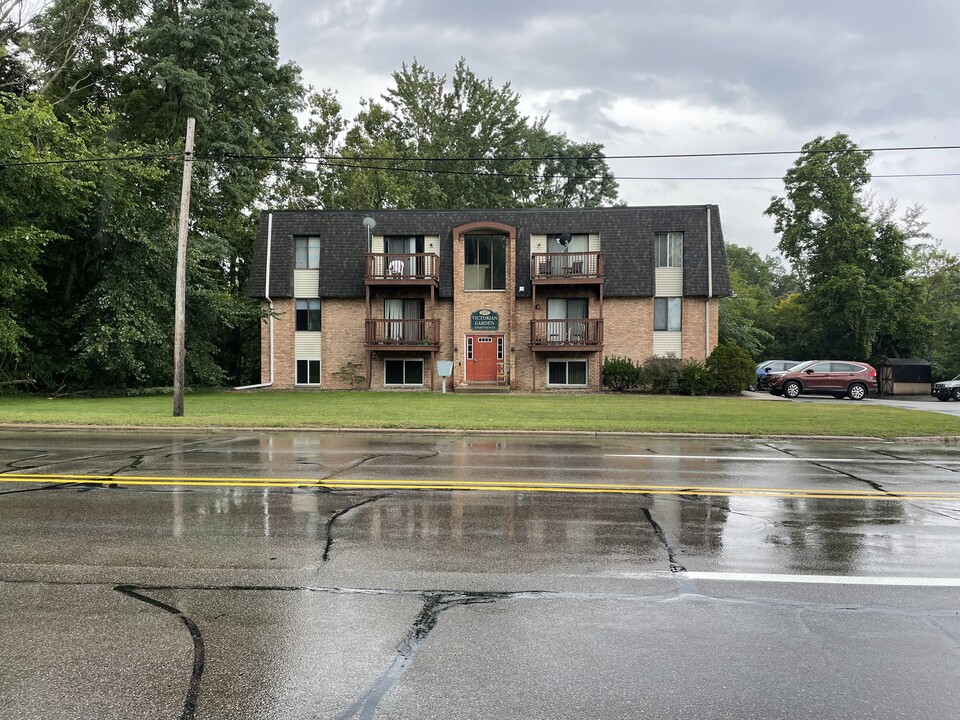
268,0,960,257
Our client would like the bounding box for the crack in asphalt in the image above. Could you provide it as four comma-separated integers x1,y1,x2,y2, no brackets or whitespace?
641,507,686,572
114,585,205,720
0,438,215,475
860,446,960,474
2,453,51,471
763,443,894,495
0,481,75,496
318,454,392,481
107,454,147,477
640,506,699,594
322,494,389,562
334,591,508,720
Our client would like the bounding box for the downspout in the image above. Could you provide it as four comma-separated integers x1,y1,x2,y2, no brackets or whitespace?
235,212,275,389
705,206,712,359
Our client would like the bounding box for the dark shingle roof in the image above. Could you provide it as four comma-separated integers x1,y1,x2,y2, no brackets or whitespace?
246,206,732,299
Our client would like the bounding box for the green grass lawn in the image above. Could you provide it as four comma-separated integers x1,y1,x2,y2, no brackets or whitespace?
1,390,958,438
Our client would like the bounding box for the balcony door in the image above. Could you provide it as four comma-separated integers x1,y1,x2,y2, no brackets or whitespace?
384,299,424,343
547,299,588,343
386,236,424,276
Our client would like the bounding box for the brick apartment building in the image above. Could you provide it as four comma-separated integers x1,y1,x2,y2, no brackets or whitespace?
246,207,733,392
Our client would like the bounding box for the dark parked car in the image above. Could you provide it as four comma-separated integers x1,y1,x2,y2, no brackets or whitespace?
766,360,878,401
751,360,802,391
931,375,960,401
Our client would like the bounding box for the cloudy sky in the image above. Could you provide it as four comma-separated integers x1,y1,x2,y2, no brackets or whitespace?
268,0,960,257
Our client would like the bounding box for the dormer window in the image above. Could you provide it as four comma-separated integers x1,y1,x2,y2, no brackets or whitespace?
655,232,683,267
295,237,321,269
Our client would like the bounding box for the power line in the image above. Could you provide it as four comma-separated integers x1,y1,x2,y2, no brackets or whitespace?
205,144,960,164
230,156,960,182
0,153,174,168
2,148,959,183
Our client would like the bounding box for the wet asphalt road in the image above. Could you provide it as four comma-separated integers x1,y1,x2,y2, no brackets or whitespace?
1,429,959,719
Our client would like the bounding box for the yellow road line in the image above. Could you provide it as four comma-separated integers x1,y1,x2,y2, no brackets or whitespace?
2,473,960,502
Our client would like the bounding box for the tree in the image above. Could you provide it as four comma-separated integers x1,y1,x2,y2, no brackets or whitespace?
766,134,912,360
9,0,305,389
335,59,619,209
907,241,960,377
0,95,78,365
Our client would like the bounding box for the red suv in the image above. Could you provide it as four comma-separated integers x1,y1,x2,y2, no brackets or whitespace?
766,360,877,401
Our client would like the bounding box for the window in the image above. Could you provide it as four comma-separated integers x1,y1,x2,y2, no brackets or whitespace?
296,299,321,331
464,234,506,290
295,237,321,269
296,359,321,384
385,359,423,386
655,232,683,267
547,359,588,386
654,297,681,331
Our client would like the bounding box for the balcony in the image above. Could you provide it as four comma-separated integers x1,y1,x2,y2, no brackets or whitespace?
365,253,440,285
531,252,604,284
365,318,441,350
530,318,603,351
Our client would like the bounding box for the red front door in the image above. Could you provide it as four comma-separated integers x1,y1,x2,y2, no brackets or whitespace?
466,334,500,381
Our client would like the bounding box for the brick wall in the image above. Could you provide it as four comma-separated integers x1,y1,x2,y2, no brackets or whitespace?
680,298,720,362
601,297,654,364
321,299,367,389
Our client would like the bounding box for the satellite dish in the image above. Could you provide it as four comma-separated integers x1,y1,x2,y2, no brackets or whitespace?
557,232,572,251
362,217,377,230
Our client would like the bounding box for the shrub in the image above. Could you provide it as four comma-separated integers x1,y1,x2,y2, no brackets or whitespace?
678,359,715,396
602,356,641,391
706,342,756,393
641,355,683,394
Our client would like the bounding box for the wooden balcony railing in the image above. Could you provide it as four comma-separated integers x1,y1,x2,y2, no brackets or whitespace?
365,253,440,283
530,318,604,347
365,318,441,346
531,251,604,283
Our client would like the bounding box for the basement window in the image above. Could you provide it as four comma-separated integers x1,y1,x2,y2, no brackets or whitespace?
296,360,321,385
385,359,423,386
547,360,587,387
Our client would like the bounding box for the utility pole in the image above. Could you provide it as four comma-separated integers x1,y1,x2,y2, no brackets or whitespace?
173,117,195,417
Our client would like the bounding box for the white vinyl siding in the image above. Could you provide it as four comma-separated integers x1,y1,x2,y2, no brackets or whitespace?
530,234,548,256
371,235,384,254
295,332,322,358
653,332,682,357
588,233,600,252
294,269,319,297
655,267,683,296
